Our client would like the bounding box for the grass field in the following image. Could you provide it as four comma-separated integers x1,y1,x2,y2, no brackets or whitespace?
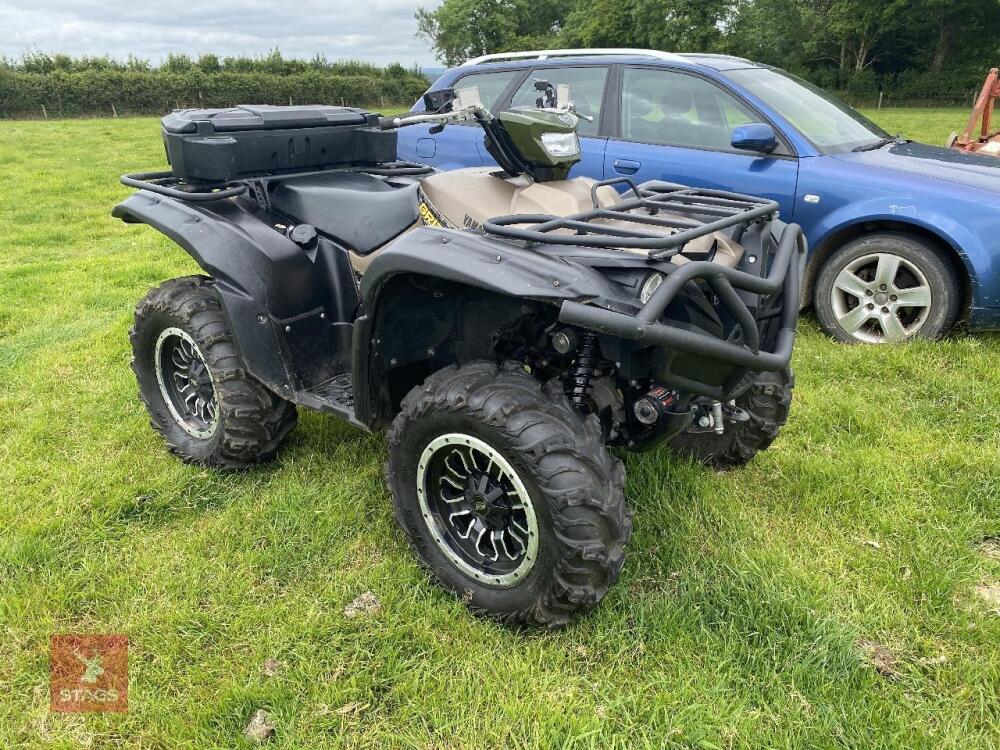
1,108,999,749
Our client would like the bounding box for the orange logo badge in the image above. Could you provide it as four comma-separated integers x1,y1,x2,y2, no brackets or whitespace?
50,634,128,713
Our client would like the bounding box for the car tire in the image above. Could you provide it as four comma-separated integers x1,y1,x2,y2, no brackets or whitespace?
814,233,960,344
131,275,298,469
386,361,632,627
667,367,793,470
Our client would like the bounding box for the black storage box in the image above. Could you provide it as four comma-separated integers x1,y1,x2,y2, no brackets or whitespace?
161,105,397,183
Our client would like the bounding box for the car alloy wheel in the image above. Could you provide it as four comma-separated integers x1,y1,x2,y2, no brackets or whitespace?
415,433,539,587
829,252,932,343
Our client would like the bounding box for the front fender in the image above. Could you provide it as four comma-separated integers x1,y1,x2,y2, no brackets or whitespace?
113,191,319,391
354,226,634,427
359,226,626,307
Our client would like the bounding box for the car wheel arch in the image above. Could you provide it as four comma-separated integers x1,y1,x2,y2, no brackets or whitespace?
804,219,973,323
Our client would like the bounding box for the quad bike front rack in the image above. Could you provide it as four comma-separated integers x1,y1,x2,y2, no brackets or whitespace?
483,180,779,259
561,219,804,399
484,180,803,400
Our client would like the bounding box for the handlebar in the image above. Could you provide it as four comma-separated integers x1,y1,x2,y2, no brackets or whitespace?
380,104,492,130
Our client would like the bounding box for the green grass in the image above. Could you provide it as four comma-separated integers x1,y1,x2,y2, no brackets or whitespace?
857,107,969,145
1,109,999,749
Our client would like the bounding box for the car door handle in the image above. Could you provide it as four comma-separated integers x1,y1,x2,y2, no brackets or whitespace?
613,159,640,175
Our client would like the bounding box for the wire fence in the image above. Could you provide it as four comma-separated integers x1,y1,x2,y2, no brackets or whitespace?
837,90,983,110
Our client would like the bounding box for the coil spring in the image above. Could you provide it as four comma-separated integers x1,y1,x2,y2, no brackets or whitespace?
569,332,600,412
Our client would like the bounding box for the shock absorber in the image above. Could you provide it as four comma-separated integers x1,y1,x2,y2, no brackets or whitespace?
569,332,599,412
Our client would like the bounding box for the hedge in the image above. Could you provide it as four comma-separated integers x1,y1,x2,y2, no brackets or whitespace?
0,69,429,118
806,67,990,105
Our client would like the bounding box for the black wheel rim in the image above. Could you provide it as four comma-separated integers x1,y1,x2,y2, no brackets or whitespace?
154,327,219,438
416,433,538,587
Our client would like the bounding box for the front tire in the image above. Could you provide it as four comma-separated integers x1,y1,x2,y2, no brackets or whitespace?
814,233,960,344
130,276,297,469
387,361,631,627
668,368,793,470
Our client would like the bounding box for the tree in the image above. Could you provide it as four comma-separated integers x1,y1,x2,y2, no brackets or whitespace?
414,0,1000,97
416,0,571,66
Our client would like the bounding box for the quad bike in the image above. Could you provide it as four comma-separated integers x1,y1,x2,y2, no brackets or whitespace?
114,83,804,626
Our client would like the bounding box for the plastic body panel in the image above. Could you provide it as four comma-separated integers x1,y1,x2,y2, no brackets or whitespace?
112,190,365,426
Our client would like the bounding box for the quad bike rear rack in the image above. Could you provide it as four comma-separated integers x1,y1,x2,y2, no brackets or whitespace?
119,162,435,202
488,180,805,400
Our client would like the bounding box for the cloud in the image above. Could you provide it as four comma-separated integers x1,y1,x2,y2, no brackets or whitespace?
0,0,441,66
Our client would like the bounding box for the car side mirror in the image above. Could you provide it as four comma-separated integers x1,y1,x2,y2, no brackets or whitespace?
731,123,777,153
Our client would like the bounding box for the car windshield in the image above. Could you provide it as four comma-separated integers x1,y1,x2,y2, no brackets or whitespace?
727,68,889,154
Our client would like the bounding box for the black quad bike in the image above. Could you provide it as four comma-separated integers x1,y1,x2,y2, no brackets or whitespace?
114,85,804,626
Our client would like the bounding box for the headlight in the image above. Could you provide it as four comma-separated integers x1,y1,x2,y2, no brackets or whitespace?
540,132,580,158
639,272,664,305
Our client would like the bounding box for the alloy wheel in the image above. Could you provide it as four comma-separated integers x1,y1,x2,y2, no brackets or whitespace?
154,327,219,438
830,252,932,343
416,433,539,587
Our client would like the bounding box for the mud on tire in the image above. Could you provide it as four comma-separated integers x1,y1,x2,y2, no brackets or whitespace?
668,367,793,470
130,275,297,470
387,361,632,627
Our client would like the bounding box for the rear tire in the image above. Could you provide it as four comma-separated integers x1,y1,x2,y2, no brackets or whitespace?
668,368,793,470
130,276,297,470
387,361,631,627
814,233,960,344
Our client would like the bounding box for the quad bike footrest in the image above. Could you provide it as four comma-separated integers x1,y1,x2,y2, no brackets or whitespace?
305,373,355,410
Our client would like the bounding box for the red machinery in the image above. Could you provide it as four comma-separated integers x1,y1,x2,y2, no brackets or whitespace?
948,68,1000,156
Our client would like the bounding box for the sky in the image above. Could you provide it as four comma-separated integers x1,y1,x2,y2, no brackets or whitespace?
0,0,443,67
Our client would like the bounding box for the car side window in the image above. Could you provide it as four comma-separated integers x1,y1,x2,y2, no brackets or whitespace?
620,68,761,151
451,70,522,111
508,67,609,137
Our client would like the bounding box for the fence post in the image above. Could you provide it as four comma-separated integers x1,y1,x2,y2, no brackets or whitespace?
877,91,884,110
111,103,118,118
41,104,48,119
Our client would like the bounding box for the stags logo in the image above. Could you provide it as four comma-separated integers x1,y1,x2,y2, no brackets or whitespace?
50,635,128,713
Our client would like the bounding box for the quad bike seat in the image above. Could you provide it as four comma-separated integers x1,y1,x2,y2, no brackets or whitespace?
271,172,419,254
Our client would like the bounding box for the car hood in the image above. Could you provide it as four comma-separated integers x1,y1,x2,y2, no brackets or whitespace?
833,141,1000,193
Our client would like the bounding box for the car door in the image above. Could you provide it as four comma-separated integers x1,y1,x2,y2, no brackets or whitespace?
398,69,525,170
604,67,799,219
495,65,611,180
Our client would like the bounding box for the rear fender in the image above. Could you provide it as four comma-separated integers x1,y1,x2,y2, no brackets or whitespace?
113,190,321,392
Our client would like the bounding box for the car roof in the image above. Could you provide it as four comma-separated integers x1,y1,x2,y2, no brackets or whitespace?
449,51,762,75
676,54,761,71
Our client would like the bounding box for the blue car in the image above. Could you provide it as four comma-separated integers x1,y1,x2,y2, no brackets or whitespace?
397,48,1000,344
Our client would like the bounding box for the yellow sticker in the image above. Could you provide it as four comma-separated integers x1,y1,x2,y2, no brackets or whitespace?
419,202,443,228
